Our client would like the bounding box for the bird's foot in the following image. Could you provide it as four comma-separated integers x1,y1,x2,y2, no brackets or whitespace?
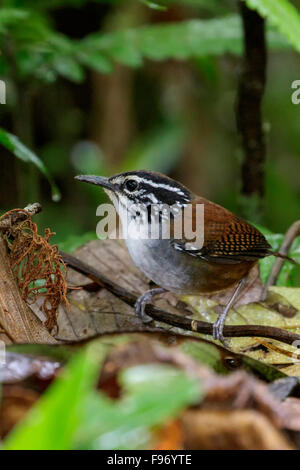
212,316,225,342
212,279,246,348
212,315,230,348
135,288,166,324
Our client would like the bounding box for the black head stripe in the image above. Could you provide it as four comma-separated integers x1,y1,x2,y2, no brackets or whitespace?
110,170,191,206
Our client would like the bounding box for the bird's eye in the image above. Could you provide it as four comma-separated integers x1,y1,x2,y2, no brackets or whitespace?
124,179,139,192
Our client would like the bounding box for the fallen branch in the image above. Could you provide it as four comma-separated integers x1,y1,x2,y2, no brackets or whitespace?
61,251,300,346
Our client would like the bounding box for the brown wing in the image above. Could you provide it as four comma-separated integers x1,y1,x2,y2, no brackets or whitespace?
173,197,271,264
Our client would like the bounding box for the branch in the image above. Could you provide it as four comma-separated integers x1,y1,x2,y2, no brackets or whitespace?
237,1,267,215
0,203,42,231
61,251,300,346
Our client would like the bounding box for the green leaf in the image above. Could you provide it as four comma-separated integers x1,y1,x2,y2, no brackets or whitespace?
4,344,201,450
245,0,300,52
180,337,287,382
51,56,85,83
4,343,107,450
140,0,168,11
180,340,230,374
0,8,29,33
77,50,113,74
0,128,61,201
82,15,289,67
256,225,300,286
75,364,201,450
0,9,85,83
3,9,291,83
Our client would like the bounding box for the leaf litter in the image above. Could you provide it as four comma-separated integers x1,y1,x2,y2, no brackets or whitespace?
2,228,300,448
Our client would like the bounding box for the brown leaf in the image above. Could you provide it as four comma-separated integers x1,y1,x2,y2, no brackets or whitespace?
265,290,298,318
56,240,188,342
202,371,284,427
98,336,285,427
0,385,40,438
180,409,293,450
280,398,300,431
153,420,183,450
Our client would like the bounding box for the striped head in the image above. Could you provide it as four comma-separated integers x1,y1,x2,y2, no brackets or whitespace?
75,170,192,211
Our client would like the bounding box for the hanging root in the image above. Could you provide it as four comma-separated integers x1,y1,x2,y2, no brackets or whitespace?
0,208,69,332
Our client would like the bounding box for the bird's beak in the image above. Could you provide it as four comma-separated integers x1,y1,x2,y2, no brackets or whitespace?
75,175,116,192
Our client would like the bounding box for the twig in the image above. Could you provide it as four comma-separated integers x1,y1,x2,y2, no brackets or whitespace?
0,203,42,231
61,251,300,346
237,1,267,216
262,220,300,301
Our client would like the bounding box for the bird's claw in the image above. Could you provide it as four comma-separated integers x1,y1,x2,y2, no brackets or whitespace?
135,287,166,324
135,294,154,324
212,317,230,348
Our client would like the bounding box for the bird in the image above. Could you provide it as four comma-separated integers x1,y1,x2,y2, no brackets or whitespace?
75,170,292,343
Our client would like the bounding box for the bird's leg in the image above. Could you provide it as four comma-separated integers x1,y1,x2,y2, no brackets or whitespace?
135,287,166,323
212,278,247,344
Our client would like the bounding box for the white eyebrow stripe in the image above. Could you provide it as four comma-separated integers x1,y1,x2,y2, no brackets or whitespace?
141,179,187,196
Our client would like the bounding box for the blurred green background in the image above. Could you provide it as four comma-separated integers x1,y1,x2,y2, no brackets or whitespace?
0,0,299,259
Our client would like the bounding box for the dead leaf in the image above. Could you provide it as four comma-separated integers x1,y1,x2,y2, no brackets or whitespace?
0,385,40,438
97,336,285,427
1,333,296,449
53,240,188,342
153,420,183,450
268,377,299,401
184,282,300,376
180,409,293,450
15,238,300,382
280,398,300,431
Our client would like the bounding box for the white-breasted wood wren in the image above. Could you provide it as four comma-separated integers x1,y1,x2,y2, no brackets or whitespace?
75,170,290,343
